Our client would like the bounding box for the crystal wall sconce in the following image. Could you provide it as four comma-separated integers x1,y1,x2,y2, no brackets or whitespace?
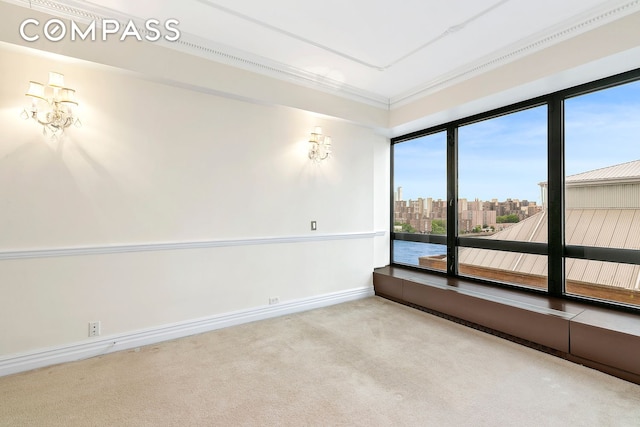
21,71,81,138
308,127,332,163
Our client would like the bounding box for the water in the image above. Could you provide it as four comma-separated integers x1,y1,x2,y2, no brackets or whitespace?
393,240,446,266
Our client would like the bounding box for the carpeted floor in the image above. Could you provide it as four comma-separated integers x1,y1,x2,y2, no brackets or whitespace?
1,296,639,426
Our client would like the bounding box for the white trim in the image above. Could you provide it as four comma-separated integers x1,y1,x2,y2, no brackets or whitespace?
0,231,387,261
169,33,391,109
0,286,375,377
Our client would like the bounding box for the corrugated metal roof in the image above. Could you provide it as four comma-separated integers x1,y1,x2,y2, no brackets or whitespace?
490,211,548,243
422,162,640,290
457,208,640,289
567,159,640,184
626,211,640,249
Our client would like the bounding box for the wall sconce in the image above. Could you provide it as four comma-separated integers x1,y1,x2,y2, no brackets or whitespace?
308,127,332,163
21,71,81,138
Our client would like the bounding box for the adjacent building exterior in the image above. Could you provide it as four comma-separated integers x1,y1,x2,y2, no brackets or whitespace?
420,160,640,303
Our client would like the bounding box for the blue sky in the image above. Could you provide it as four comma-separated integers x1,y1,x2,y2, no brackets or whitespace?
394,80,640,203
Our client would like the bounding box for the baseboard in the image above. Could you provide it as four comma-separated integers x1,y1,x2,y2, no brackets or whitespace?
0,286,374,377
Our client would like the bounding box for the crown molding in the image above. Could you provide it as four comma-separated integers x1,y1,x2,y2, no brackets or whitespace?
1,0,390,109
167,32,390,109
389,0,640,109
4,0,640,111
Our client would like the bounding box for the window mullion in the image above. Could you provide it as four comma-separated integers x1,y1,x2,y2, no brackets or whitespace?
548,95,564,296
447,126,458,277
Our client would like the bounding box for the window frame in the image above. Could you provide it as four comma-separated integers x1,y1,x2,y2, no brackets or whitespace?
390,67,640,311
390,128,449,267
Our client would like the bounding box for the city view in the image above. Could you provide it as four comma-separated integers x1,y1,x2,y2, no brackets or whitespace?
392,186,547,273
394,187,542,236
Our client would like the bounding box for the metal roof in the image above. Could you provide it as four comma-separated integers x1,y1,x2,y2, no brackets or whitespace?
426,161,640,290
567,159,640,185
458,208,640,289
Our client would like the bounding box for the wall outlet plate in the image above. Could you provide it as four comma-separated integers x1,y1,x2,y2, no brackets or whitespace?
311,221,317,231
88,321,101,337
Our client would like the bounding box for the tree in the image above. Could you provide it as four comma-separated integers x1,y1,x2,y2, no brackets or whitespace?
394,222,417,233
431,219,446,234
496,214,520,223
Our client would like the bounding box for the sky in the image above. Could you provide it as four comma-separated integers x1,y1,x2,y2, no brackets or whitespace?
394,80,640,204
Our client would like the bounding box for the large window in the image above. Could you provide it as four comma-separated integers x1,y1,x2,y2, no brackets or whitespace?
391,69,640,310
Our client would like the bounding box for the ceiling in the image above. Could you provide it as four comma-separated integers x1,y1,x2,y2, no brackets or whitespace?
6,0,640,108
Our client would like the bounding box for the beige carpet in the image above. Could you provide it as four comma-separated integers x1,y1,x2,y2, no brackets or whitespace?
1,297,639,426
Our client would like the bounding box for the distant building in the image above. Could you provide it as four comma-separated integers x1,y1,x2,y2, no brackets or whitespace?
397,193,539,234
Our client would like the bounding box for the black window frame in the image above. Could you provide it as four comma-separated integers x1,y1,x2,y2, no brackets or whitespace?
390,67,640,312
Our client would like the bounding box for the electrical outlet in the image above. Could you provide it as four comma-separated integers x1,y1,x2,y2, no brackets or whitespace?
88,321,101,337
269,296,280,305
311,221,317,231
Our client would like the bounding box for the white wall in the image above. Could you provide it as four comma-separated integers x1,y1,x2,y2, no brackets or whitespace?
0,44,389,358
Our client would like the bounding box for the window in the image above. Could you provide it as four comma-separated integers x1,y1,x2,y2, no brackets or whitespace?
392,131,447,270
391,68,640,310
457,106,548,289
564,80,640,305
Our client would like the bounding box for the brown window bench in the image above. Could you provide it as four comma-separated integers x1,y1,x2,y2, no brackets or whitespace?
373,266,640,385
